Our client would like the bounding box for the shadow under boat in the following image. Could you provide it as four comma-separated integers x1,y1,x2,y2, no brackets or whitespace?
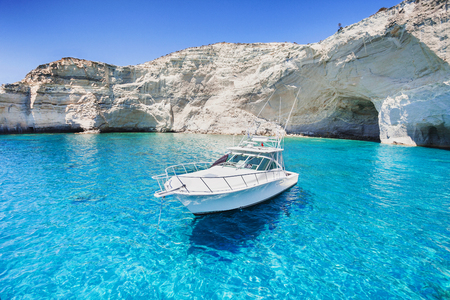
187,186,312,255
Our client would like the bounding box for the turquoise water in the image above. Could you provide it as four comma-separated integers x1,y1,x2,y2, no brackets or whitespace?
1,133,449,299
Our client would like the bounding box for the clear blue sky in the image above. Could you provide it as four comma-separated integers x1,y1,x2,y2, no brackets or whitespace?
0,0,401,84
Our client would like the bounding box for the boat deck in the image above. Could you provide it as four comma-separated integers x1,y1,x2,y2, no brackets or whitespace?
177,165,258,178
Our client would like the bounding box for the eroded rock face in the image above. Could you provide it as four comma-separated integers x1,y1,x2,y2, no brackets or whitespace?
1,0,449,147
0,60,173,133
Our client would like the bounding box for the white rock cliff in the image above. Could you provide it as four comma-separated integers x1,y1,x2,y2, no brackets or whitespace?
1,0,449,147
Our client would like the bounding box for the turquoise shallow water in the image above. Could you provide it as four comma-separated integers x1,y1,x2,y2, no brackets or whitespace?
1,133,449,299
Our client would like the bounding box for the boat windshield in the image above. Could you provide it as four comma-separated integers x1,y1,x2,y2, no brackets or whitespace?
221,153,279,170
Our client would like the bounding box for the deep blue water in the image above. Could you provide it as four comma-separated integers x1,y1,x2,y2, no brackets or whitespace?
1,133,449,299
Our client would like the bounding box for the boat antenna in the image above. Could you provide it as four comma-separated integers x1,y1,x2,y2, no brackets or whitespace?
255,88,277,119
243,88,277,143
284,88,301,132
279,96,281,125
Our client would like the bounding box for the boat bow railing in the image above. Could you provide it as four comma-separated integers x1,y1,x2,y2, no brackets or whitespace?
164,161,212,177
152,161,212,195
153,166,286,197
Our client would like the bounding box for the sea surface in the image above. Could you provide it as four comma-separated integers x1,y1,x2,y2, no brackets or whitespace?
1,133,449,299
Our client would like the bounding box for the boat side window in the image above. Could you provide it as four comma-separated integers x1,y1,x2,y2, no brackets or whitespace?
256,158,270,171
268,161,278,170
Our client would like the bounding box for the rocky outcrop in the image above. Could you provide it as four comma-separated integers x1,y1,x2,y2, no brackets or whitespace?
0,60,173,133
1,0,449,147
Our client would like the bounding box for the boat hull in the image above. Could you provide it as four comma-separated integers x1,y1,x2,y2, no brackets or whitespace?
173,172,299,215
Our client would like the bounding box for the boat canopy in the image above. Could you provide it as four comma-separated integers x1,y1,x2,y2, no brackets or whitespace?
228,135,283,154
227,146,283,154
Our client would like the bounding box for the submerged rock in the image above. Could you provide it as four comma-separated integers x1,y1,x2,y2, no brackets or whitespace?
1,0,449,147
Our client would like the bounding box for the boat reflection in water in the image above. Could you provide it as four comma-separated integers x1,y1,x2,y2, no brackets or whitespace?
187,186,311,255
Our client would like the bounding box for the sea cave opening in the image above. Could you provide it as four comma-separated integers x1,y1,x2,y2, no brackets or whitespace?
333,97,380,142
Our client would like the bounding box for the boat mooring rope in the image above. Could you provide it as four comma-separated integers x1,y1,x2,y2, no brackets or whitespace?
158,196,164,229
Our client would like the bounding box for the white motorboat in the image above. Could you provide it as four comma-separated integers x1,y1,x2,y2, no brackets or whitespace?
153,90,300,215
152,133,299,215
